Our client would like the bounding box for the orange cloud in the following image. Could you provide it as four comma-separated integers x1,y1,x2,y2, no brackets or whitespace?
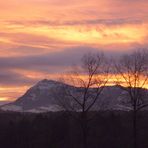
0,0,148,101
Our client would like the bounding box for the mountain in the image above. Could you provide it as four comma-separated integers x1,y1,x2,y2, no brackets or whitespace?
1,79,148,113
0,101,10,106
1,79,64,112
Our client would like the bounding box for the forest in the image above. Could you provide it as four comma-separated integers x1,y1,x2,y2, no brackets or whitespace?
0,111,148,148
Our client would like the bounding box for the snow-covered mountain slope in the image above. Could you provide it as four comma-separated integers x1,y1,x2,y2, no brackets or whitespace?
1,79,148,113
1,79,64,112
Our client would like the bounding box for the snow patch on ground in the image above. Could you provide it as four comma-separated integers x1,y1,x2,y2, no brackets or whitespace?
1,105,22,111
26,105,63,113
40,105,63,111
115,104,132,111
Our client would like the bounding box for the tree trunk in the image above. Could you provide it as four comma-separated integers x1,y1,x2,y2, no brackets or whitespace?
133,110,137,148
82,124,87,148
81,112,88,148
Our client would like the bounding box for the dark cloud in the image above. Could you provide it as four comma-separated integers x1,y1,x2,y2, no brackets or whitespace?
0,46,144,71
0,70,37,86
0,46,98,69
5,18,144,27
0,46,147,86
0,46,97,86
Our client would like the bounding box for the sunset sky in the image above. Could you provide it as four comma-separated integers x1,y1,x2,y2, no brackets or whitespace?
0,0,148,101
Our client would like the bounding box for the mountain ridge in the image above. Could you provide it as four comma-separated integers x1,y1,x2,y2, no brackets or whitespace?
1,79,148,113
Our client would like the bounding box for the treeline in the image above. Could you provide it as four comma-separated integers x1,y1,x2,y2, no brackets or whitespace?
0,111,148,148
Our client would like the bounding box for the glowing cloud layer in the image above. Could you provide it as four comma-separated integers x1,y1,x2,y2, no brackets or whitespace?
0,0,148,100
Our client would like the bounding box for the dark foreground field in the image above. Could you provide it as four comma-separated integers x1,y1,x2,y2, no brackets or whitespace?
0,111,148,148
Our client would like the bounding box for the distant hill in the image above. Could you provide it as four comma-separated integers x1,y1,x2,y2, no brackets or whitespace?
0,101,11,106
1,79,148,113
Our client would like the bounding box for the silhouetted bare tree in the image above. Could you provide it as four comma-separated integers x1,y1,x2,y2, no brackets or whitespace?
54,52,109,148
115,50,148,148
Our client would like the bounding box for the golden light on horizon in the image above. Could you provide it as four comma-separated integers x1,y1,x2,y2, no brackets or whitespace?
0,74,148,101
0,97,8,101
0,86,31,101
